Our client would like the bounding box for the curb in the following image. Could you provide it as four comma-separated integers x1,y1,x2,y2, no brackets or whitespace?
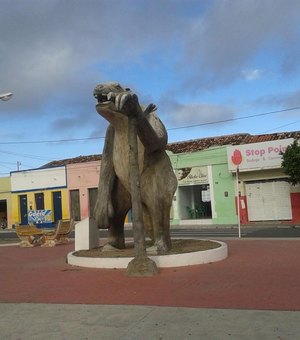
67,240,228,269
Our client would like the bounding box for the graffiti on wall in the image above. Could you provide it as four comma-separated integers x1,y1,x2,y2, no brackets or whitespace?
28,210,52,224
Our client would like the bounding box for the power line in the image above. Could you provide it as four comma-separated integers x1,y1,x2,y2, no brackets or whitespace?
0,105,299,145
0,149,53,160
0,136,104,145
261,119,300,134
167,106,300,131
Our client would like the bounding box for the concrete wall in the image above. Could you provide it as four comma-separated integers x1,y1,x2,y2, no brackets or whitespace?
11,166,66,192
212,163,237,224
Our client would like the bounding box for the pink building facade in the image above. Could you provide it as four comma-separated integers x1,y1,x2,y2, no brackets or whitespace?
67,160,100,221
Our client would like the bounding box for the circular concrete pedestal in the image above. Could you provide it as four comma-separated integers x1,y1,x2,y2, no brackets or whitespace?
67,240,228,269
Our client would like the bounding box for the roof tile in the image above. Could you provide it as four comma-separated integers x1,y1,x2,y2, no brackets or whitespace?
40,130,300,167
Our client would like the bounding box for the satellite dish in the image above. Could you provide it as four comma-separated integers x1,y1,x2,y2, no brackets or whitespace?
0,92,13,101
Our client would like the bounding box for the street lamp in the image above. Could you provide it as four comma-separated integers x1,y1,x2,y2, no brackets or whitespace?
0,92,13,101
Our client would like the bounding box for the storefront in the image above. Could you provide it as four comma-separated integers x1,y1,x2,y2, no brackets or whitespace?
176,166,212,221
169,146,237,226
227,138,300,224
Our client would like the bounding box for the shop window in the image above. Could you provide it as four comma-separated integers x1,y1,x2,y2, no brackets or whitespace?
179,184,212,219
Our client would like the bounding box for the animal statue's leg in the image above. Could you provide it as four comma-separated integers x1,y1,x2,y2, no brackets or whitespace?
142,202,171,252
142,206,154,241
141,156,177,253
108,179,131,249
93,125,115,229
141,182,172,253
150,201,172,252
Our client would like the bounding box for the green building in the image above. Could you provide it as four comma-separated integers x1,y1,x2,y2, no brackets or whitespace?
168,143,237,226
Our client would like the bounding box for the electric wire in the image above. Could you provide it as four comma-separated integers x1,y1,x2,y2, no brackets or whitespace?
167,106,300,130
0,105,299,145
261,119,300,134
1,105,300,174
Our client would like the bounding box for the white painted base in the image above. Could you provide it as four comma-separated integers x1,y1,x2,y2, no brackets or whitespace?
67,240,228,269
75,217,99,251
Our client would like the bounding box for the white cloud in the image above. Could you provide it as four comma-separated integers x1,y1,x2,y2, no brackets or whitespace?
242,69,263,81
182,0,300,90
163,101,236,128
0,0,300,168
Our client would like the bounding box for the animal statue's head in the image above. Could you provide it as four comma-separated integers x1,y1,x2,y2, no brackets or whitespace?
94,82,157,125
93,82,132,115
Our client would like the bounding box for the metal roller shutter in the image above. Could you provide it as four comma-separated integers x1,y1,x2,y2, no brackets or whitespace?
246,180,292,221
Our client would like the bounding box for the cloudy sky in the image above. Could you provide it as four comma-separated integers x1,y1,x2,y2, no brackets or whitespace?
1,0,300,175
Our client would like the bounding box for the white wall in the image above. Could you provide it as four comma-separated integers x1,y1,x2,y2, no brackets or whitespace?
11,166,67,192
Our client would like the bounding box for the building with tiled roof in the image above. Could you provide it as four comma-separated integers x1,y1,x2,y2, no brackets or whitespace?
168,130,300,227
166,131,300,154
39,131,300,167
41,154,101,168
5,130,300,229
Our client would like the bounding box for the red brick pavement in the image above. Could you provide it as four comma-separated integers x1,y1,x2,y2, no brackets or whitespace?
0,239,299,311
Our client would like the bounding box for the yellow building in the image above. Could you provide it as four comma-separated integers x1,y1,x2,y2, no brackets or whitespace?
10,166,69,228
0,176,11,228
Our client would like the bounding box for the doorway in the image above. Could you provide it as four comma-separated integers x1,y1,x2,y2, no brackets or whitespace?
246,180,292,221
178,184,212,219
19,195,28,225
35,193,45,210
0,200,7,228
88,188,98,219
52,191,62,222
70,189,81,221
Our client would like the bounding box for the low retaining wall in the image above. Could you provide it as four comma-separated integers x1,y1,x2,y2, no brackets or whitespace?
67,240,228,269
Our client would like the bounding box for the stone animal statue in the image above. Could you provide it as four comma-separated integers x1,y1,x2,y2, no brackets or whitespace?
93,82,177,253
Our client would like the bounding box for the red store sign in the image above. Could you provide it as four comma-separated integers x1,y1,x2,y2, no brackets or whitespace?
226,138,293,172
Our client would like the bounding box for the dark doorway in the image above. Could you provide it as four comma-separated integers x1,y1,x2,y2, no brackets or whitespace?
35,193,45,210
52,191,62,222
70,189,81,221
19,195,28,225
88,188,98,218
0,200,7,228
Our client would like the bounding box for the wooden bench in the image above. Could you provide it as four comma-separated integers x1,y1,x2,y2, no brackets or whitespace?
40,219,75,247
15,224,46,247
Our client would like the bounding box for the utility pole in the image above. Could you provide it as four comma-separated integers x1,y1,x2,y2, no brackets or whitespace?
236,166,241,238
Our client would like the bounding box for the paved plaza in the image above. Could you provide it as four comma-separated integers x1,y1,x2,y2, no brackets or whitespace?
0,239,299,339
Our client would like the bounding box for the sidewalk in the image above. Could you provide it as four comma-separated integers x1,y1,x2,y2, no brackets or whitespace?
1,239,300,339
0,304,299,339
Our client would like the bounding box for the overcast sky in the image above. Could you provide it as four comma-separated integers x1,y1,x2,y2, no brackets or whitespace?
1,0,300,174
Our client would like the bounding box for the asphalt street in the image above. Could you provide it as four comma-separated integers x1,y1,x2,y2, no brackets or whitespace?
171,226,300,238
1,225,300,243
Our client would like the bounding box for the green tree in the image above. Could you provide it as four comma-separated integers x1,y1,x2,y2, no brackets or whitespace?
281,140,300,186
